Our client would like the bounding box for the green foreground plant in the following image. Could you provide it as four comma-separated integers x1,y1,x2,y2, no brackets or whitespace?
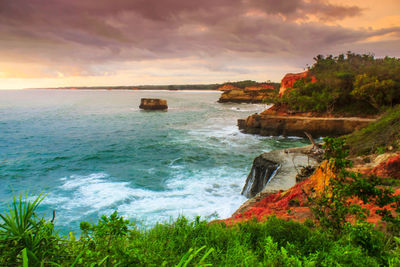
1,193,400,266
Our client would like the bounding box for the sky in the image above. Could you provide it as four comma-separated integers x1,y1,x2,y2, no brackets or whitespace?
0,0,399,89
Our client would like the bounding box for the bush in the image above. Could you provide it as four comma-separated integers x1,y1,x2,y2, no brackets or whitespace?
1,194,399,265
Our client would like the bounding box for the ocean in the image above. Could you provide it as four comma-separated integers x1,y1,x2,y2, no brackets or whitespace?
0,89,309,233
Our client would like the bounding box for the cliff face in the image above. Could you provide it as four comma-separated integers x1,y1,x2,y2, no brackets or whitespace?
241,155,280,198
279,71,316,96
218,84,275,103
238,112,375,137
241,146,319,198
217,84,240,91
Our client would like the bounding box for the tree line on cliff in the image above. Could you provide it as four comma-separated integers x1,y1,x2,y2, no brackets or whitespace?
268,52,400,115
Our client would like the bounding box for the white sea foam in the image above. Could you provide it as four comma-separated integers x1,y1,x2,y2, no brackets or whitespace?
118,167,247,224
43,168,247,227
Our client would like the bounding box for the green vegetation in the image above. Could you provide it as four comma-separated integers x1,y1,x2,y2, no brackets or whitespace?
0,191,399,266
345,104,400,155
271,52,400,115
309,137,400,235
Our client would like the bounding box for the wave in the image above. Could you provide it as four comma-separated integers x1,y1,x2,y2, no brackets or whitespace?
41,169,247,229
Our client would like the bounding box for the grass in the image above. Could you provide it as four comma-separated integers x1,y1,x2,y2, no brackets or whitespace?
1,194,399,266
346,104,400,155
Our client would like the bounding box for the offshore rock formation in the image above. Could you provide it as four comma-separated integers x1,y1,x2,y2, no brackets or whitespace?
218,84,275,103
279,71,316,96
238,110,375,137
242,145,319,198
139,98,168,110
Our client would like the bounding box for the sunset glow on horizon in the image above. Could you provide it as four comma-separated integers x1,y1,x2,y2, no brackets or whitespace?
0,0,399,89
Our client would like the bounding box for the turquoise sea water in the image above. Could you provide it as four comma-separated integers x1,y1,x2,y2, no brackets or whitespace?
0,90,309,233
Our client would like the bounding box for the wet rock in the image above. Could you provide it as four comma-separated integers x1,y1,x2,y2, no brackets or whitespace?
241,145,320,199
241,155,280,198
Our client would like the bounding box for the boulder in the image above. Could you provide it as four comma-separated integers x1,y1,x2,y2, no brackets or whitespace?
139,98,168,110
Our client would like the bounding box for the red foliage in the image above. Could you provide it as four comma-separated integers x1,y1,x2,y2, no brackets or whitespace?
368,155,400,179
224,156,400,226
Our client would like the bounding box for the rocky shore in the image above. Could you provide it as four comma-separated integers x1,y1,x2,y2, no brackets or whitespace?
238,112,375,137
227,151,400,224
241,145,319,198
225,69,392,225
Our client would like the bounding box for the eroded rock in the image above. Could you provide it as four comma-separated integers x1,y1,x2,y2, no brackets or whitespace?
238,112,375,137
241,145,319,198
139,98,168,110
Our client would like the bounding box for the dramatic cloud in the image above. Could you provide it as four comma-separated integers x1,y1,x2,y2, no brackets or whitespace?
0,0,399,88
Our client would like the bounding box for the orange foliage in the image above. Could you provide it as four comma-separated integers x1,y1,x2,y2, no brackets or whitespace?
368,154,400,179
224,157,400,226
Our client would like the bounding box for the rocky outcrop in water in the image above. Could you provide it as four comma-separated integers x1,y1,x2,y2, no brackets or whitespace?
139,98,168,110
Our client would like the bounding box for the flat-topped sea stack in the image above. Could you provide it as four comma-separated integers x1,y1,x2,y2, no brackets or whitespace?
139,98,168,110
218,84,275,103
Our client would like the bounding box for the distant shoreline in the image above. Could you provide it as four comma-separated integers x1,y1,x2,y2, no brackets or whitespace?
22,87,220,92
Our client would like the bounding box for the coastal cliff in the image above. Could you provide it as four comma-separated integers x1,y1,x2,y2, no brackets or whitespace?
229,105,400,225
279,71,316,96
227,152,400,224
238,111,374,137
218,84,275,103
237,68,375,137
